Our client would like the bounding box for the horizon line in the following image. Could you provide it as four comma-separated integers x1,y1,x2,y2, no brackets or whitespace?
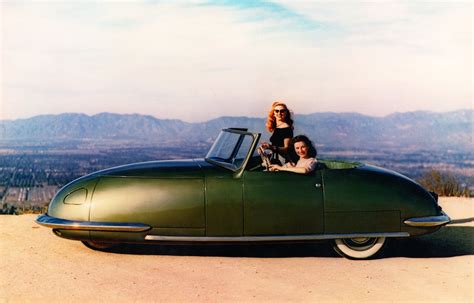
1,108,472,123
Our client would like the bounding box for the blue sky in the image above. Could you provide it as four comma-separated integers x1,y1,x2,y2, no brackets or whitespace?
1,1,472,122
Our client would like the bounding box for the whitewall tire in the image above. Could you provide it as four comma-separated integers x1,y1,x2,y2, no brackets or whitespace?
333,237,386,259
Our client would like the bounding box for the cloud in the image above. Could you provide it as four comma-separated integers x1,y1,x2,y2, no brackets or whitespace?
1,1,472,122
200,0,324,31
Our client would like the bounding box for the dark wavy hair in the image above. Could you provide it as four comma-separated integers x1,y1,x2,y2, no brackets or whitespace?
288,135,317,163
265,101,294,133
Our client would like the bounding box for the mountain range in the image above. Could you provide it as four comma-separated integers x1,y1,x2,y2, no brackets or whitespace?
0,110,472,152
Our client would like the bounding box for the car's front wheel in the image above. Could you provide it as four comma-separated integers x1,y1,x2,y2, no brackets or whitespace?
332,237,386,259
82,241,117,251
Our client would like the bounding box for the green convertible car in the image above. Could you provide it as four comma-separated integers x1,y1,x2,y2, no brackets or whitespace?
36,128,450,259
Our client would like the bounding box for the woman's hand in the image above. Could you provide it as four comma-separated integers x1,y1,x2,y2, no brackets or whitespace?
269,164,282,171
269,163,308,174
261,142,271,150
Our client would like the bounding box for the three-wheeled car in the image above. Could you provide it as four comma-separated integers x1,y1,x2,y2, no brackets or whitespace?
36,128,450,259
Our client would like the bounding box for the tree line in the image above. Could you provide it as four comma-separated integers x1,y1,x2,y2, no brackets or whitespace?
418,170,471,197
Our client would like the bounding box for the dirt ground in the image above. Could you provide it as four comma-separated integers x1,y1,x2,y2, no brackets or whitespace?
1,197,473,302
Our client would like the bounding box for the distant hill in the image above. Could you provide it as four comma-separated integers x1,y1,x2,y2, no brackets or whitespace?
0,110,472,152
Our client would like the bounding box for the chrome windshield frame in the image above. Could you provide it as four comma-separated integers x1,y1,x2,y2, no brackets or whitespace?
205,128,260,176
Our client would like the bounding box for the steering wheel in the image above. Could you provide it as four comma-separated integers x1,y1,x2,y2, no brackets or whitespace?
257,146,272,171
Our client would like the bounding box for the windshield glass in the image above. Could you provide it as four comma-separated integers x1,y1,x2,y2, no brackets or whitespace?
205,130,255,171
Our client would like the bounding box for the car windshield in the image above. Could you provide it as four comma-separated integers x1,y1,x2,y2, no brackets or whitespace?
205,130,255,171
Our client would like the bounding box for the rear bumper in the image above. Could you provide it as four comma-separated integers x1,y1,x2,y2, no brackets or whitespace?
35,214,151,232
403,211,451,227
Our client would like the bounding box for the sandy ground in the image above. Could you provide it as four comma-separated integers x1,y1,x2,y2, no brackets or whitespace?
1,197,473,302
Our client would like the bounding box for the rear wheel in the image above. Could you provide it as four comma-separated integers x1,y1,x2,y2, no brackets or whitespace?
82,241,117,251
332,237,386,259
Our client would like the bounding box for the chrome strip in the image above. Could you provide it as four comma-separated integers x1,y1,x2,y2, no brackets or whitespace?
35,214,151,232
144,232,409,242
403,211,451,227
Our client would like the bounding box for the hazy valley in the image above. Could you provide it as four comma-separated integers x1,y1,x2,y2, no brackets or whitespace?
0,110,472,211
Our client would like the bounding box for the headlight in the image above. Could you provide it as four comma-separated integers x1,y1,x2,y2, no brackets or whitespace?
63,188,88,205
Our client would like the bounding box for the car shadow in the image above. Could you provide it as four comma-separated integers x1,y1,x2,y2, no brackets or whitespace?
384,225,474,258
103,225,474,259
105,241,337,258
451,217,474,224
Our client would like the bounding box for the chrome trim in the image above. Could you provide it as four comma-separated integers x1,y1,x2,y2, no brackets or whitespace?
145,232,409,242
403,211,451,227
35,214,151,232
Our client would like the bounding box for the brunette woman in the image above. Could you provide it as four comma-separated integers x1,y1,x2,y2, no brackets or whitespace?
260,101,294,164
269,135,317,174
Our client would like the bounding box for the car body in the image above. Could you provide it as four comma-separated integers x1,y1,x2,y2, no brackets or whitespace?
36,128,450,259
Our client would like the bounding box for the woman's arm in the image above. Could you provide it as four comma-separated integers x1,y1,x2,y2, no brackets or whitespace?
269,157,317,174
269,164,308,174
274,138,291,154
260,142,271,149
262,139,289,153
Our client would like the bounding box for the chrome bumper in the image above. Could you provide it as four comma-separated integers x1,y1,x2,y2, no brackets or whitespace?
35,214,151,232
403,211,451,227
145,232,409,242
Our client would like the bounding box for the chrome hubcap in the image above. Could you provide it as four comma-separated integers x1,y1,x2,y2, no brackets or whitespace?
342,237,378,251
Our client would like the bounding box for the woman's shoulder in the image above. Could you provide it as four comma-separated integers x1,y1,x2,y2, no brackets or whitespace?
299,157,317,164
275,125,293,135
276,122,290,128
297,157,318,173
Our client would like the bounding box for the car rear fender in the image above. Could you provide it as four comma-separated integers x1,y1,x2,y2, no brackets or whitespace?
322,164,439,234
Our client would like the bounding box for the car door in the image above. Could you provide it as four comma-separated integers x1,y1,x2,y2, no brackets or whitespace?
243,170,324,236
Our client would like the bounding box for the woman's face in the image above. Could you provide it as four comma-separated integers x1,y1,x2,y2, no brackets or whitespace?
273,105,287,122
294,141,309,158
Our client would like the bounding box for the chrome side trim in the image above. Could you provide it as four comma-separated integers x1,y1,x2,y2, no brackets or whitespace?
35,214,151,232
403,211,451,227
144,232,409,242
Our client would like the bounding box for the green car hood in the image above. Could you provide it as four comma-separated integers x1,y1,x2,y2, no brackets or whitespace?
96,159,209,178
47,159,212,224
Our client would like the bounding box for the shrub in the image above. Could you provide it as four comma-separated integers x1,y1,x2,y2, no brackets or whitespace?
418,170,471,197
0,203,18,215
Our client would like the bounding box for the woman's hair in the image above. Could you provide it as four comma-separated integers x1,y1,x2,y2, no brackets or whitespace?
265,101,294,132
288,135,317,162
